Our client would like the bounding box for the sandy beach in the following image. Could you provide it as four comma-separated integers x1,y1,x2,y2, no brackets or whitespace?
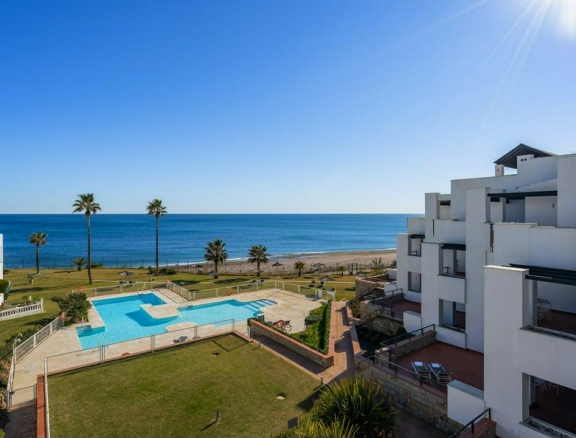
192,249,397,275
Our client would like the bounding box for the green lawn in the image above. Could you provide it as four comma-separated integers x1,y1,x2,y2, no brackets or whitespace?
48,334,320,438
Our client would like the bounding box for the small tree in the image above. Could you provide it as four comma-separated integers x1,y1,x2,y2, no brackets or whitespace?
73,257,86,271
52,291,92,323
294,261,306,277
337,265,346,276
372,257,384,275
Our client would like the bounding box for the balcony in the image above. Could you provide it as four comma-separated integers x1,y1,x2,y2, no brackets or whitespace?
527,377,576,436
437,274,466,304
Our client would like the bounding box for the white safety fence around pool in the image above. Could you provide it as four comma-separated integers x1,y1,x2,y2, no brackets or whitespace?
82,279,330,303
43,319,248,375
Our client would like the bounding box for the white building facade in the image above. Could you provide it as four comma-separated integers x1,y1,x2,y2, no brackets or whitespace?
396,145,576,437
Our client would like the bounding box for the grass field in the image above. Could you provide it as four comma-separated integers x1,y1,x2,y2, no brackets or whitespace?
0,268,356,346
48,334,320,438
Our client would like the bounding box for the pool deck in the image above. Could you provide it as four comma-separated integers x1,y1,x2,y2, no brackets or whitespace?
9,288,326,408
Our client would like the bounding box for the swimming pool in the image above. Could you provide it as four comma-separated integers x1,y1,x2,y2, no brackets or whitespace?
76,293,276,349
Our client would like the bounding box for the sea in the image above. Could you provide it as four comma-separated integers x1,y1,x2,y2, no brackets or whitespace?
0,214,420,269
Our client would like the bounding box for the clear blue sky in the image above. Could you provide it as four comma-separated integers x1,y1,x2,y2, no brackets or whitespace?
2,0,575,214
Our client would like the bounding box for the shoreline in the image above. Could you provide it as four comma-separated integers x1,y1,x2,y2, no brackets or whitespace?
175,248,397,275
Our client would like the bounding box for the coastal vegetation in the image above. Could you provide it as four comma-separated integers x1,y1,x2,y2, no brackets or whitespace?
247,244,269,278
48,334,319,437
72,193,101,284
146,198,167,276
28,231,47,274
204,239,228,279
51,291,92,323
290,301,332,354
278,377,397,438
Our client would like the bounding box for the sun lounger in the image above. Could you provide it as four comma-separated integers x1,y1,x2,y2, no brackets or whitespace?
429,363,452,384
412,361,432,383
173,336,188,343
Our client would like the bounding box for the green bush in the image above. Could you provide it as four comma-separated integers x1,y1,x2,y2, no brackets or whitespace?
0,280,9,295
291,301,332,354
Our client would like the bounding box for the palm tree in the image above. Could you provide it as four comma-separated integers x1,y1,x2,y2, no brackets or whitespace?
337,265,346,276
29,231,47,274
204,239,228,279
73,257,86,271
294,260,306,277
146,199,167,276
72,193,101,284
247,244,269,278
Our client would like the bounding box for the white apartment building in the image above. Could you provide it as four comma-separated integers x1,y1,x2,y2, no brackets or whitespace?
396,144,576,437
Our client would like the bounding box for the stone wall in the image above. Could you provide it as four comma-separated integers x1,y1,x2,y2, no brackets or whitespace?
382,330,437,360
361,363,461,433
249,303,336,368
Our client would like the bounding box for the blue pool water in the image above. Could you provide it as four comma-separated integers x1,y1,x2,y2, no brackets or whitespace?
76,293,275,349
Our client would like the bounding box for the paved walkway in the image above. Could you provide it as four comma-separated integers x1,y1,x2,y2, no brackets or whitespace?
253,300,356,383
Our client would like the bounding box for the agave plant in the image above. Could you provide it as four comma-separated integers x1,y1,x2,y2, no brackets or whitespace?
310,377,397,438
277,416,358,438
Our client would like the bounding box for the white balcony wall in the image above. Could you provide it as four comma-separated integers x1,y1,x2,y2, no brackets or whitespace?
558,155,576,227
436,326,465,348
421,242,441,330
447,381,485,424
484,265,533,438
517,328,576,391
403,310,422,333
450,155,558,221
437,275,466,304
431,219,466,245
407,217,425,235
407,255,421,274
493,224,576,271
396,234,409,296
525,197,557,226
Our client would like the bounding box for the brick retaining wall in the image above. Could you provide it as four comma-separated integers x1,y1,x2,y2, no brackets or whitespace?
249,303,336,368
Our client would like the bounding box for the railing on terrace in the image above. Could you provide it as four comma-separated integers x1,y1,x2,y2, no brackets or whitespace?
14,315,64,362
379,323,436,350
7,315,64,410
0,299,44,320
357,353,447,392
448,408,492,438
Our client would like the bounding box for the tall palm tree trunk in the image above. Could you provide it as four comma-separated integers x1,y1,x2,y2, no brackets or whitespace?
87,216,93,284
35,245,40,273
155,216,159,275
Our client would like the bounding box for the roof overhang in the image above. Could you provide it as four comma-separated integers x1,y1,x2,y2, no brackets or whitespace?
409,234,425,239
494,143,555,169
488,190,557,202
509,263,576,286
441,243,466,251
